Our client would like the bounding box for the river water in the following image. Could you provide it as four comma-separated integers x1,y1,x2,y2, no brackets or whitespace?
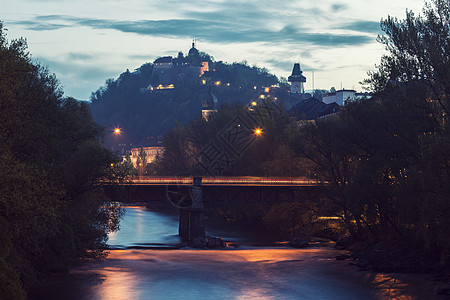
29,205,446,300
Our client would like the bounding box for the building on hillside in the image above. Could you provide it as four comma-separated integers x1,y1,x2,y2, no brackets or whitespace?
154,56,173,68
201,61,209,75
260,84,280,101
129,146,165,167
288,63,306,94
288,97,340,121
323,89,372,106
144,41,210,92
202,85,218,121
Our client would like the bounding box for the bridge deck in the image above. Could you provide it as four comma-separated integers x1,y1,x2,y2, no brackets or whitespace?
113,176,321,187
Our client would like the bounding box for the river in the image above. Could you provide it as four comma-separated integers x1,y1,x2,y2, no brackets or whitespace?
28,205,446,299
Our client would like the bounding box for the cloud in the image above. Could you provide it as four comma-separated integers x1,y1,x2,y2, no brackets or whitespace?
331,3,348,12
68,52,95,61
10,20,70,31
17,15,373,47
266,59,314,73
340,20,381,34
35,56,119,99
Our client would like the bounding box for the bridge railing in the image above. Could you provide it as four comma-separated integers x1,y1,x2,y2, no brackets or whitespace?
115,176,322,187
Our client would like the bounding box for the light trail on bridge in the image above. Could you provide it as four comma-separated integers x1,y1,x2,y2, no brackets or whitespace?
116,176,322,187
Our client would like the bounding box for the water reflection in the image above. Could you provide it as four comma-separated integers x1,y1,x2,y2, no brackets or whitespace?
108,206,181,249
28,206,445,300
76,248,379,300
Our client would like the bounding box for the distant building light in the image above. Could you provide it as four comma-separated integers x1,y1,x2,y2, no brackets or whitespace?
155,84,175,90
251,101,257,106
202,80,206,85
259,95,265,99
227,83,230,86
264,87,270,93
215,81,221,86
253,86,257,90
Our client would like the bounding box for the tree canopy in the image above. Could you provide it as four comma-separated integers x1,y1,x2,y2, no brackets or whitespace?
0,22,123,299
293,0,450,266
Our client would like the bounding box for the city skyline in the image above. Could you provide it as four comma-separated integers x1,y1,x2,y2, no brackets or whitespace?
3,0,424,100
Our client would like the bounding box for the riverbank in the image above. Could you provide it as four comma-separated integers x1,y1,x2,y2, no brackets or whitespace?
330,237,450,298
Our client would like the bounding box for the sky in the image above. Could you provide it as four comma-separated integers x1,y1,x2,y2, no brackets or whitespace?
2,0,425,100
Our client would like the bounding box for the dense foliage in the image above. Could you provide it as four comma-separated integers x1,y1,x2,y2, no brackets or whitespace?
152,102,299,177
292,0,449,266
0,23,123,299
89,57,282,144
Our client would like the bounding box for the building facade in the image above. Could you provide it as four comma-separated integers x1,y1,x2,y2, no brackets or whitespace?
323,90,372,106
130,147,165,167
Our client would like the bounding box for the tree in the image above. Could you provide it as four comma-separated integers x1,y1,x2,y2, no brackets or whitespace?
362,0,450,250
0,22,123,298
291,0,450,265
136,147,147,176
363,0,449,120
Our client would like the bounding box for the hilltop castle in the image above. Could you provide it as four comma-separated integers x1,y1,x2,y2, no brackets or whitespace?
147,41,209,90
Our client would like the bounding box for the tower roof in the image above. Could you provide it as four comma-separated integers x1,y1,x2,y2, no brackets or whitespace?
188,40,199,57
288,63,306,82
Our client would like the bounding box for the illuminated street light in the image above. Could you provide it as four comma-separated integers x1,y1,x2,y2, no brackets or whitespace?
254,128,262,136
251,101,257,106
114,128,121,134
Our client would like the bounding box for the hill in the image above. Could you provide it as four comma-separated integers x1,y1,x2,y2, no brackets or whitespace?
89,46,286,148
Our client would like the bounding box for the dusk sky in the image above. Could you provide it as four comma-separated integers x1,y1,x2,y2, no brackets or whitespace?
3,0,424,100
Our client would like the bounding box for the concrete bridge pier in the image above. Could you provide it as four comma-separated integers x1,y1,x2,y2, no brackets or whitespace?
179,177,205,246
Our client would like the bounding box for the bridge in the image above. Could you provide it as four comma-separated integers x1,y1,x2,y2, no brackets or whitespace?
104,176,327,247
105,176,325,207
120,176,322,187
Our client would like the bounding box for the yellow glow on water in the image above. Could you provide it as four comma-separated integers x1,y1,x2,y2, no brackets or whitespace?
77,248,439,300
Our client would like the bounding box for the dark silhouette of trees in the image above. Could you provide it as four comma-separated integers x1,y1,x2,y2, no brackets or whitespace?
291,0,449,265
0,22,123,299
